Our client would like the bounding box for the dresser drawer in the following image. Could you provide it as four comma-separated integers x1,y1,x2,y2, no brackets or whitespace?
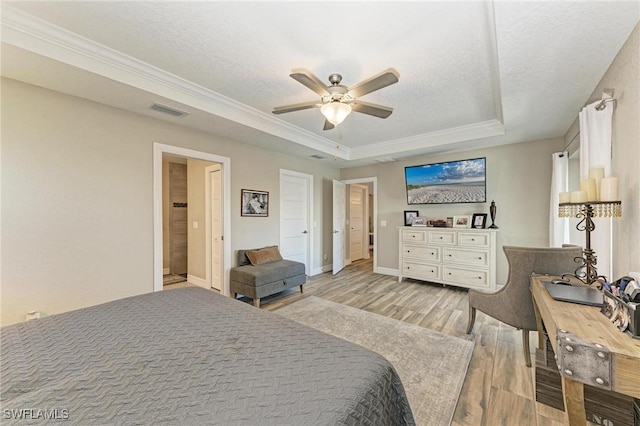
443,248,489,267
402,245,440,262
428,230,457,245
402,262,441,280
443,266,488,287
458,232,491,247
402,230,427,243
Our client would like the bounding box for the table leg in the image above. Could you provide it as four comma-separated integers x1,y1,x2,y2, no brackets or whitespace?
561,376,587,425
532,293,544,349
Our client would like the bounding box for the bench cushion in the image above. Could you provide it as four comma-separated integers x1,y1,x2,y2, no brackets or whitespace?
231,260,305,287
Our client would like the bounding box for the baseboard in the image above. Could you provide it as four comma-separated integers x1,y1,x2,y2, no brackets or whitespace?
375,266,399,277
310,264,332,276
187,274,209,288
163,267,170,275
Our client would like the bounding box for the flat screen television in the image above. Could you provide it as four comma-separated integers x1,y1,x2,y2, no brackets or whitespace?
405,157,486,204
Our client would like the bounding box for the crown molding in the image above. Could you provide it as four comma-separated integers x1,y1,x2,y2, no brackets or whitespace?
349,119,505,160
1,6,349,160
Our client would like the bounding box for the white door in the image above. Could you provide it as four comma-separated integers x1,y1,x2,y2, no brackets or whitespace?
333,180,346,275
349,185,366,262
210,168,223,290
280,170,311,274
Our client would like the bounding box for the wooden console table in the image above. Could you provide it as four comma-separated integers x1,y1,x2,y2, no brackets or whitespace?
531,275,640,425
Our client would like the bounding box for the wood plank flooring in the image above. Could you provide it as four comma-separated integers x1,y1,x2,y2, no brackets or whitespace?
258,256,571,426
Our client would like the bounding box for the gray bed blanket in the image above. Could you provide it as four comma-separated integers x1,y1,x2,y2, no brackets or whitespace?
1,288,414,425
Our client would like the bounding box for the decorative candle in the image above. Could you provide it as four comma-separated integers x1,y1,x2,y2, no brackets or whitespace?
600,176,619,201
570,191,587,203
589,167,605,200
580,178,598,201
559,192,571,203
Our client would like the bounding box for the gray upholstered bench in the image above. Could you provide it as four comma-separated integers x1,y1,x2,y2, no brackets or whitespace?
230,247,306,308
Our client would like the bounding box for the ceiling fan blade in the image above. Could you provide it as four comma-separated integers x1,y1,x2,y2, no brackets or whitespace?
348,68,399,98
323,120,335,131
290,68,330,96
272,101,320,114
351,101,394,119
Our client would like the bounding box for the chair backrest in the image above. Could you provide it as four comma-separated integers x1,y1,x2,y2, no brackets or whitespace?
500,245,583,330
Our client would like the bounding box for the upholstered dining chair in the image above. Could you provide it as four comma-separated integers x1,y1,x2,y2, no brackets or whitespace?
466,245,583,367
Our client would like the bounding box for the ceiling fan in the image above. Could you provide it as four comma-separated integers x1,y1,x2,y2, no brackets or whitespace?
273,68,399,130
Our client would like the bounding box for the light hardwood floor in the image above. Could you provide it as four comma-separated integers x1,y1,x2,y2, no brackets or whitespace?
261,257,571,426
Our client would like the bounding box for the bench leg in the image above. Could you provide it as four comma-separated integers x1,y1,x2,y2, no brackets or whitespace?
253,298,261,308
299,285,304,294
233,292,238,299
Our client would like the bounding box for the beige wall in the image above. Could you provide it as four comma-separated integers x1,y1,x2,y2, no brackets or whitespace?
1,78,339,326
564,23,639,278
341,138,565,284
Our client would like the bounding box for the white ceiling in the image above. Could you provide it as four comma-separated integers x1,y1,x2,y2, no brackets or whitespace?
2,2,638,167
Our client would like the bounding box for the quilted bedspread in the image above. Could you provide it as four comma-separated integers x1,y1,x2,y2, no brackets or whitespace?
1,287,414,425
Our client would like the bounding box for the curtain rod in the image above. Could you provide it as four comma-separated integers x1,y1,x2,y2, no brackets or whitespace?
557,132,579,157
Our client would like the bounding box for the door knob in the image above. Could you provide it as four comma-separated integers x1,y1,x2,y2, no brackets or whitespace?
333,230,339,233
302,230,308,234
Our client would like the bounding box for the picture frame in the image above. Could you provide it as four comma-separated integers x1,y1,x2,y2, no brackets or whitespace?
411,217,426,226
404,210,419,226
471,213,488,229
453,215,472,228
241,189,269,217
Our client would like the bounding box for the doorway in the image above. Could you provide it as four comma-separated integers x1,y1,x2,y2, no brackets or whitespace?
165,156,188,285
334,177,378,274
153,143,231,295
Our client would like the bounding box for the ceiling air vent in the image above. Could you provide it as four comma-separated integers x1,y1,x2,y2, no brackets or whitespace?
374,157,396,163
150,103,189,118
309,154,326,160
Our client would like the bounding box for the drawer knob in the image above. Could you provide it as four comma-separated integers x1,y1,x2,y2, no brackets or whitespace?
471,238,475,241
478,257,482,260
431,270,434,273
412,235,415,238
431,252,434,255
448,272,452,275
478,276,482,279
439,237,443,239
407,250,410,253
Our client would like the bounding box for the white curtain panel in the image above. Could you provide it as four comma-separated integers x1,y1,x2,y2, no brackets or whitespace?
549,152,569,246
579,101,614,279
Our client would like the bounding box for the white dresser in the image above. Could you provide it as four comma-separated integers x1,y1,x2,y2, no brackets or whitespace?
398,226,497,291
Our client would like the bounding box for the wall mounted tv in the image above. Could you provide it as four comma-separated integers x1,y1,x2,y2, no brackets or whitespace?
405,157,486,204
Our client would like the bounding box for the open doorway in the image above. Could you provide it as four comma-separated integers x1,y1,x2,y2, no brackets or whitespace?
153,144,231,295
335,177,377,274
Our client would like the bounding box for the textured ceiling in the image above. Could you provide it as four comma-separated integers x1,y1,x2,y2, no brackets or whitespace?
2,1,638,166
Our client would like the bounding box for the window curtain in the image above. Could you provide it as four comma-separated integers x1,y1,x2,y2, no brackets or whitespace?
550,152,569,246
579,100,614,279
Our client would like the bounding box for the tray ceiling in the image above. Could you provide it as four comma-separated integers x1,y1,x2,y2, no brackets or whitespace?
2,2,638,166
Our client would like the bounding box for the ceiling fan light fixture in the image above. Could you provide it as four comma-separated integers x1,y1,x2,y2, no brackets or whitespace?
321,102,352,126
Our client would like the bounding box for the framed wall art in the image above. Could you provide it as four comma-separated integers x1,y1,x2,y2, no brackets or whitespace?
241,189,269,217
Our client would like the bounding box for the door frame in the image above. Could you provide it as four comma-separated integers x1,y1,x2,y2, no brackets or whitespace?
342,177,378,273
153,143,231,295
205,164,222,290
348,183,369,263
279,169,313,275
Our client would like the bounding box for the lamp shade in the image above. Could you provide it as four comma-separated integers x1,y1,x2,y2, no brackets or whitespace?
320,102,352,126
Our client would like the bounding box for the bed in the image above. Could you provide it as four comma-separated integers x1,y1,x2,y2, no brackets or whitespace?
1,287,414,425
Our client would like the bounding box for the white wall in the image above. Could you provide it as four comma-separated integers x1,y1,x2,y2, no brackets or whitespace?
1,78,339,326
